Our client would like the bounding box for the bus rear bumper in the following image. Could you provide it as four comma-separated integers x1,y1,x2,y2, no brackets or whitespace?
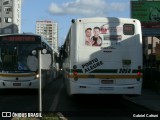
69,82,142,95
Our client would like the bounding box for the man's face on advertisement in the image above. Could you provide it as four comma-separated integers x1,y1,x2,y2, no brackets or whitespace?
94,28,100,37
86,29,92,37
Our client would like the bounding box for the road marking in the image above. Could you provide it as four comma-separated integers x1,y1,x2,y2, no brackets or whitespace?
49,83,63,111
56,112,68,120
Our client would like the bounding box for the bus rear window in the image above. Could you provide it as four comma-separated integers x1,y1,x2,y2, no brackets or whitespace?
123,24,134,35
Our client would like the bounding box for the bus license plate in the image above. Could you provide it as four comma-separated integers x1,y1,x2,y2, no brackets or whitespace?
13,83,21,86
101,80,113,84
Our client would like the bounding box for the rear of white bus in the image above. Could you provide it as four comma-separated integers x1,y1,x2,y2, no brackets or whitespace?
67,17,143,96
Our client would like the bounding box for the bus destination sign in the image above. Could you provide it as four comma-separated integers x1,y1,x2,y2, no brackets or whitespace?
0,35,41,44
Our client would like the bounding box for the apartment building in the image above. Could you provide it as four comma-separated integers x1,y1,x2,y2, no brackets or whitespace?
36,21,58,52
0,0,21,34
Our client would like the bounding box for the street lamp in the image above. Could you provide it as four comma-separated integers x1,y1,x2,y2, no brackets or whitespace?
32,48,49,113
38,49,42,113
38,48,49,112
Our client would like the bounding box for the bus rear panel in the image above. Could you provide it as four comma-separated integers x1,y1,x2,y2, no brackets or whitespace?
63,17,143,96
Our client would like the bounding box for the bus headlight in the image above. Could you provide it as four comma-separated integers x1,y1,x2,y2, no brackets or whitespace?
36,74,39,79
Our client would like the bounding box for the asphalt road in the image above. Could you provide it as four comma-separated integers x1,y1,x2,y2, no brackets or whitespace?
0,76,157,120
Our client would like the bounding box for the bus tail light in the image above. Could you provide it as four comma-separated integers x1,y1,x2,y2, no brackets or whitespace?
137,72,141,76
137,66,142,81
137,66,142,76
73,71,78,76
73,65,78,81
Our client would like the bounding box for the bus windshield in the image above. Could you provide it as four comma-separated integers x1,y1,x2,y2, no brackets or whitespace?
0,44,40,72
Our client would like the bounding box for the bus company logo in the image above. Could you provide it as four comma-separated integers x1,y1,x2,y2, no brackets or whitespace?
82,58,103,73
1,112,42,118
2,112,11,117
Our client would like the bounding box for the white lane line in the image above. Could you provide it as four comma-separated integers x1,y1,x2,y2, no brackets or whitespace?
49,83,63,111
56,112,68,120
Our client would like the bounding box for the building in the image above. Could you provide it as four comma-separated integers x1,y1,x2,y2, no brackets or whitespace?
131,0,160,69
36,21,58,52
0,0,21,34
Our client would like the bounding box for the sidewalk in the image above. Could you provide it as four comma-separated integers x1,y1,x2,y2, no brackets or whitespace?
125,89,160,111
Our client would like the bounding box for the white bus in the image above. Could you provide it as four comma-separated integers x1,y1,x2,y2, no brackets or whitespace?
0,33,58,89
61,17,143,96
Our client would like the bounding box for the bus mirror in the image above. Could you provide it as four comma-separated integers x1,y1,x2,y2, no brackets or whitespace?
41,54,52,69
42,49,47,54
32,50,37,55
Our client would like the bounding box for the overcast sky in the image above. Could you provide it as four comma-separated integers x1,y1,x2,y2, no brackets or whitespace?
22,0,130,46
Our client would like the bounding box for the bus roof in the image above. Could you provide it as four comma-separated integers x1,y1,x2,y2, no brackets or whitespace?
71,17,140,24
